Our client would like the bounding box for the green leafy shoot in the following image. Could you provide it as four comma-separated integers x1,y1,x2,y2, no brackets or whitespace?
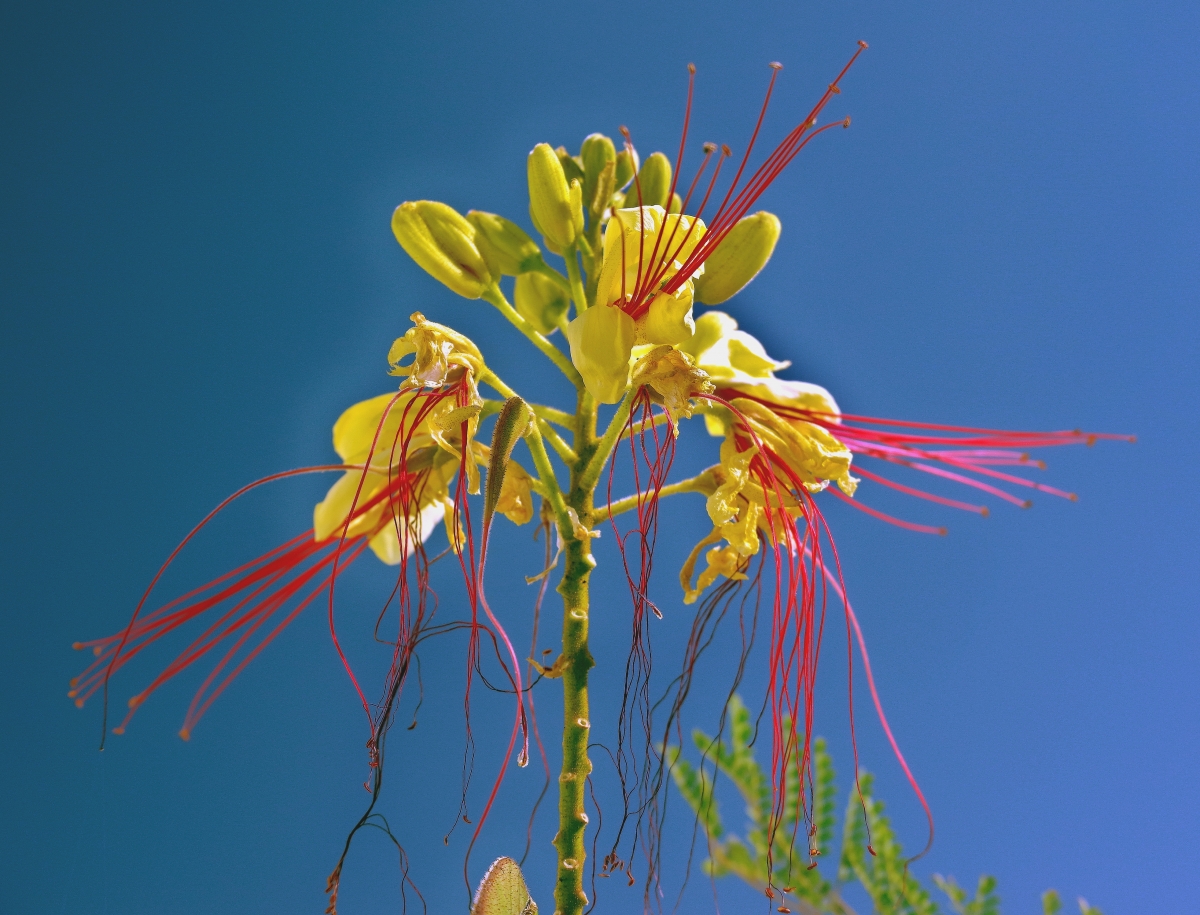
666,696,1098,915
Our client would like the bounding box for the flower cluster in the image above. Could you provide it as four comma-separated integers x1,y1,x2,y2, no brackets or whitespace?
72,41,1127,915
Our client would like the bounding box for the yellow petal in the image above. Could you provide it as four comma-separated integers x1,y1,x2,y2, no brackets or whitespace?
564,304,635,404
331,393,419,465
313,469,390,542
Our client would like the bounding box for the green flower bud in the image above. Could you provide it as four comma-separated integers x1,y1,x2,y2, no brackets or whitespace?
694,211,782,305
623,151,671,209
569,178,584,239
528,143,579,250
580,133,616,214
466,210,542,276
514,271,569,335
391,200,493,299
556,146,585,185
614,148,638,190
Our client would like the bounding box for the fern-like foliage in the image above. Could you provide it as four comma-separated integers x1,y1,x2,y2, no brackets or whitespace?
666,696,1102,915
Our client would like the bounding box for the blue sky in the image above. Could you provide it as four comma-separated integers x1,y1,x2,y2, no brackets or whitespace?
1,1,1196,913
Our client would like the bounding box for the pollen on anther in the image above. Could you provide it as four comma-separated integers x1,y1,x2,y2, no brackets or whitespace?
980,506,991,518
112,726,125,735
842,116,852,128
1068,493,1079,502
858,39,869,49
179,728,190,741
937,527,948,536
687,63,696,75
1021,500,1034,509
769,61,783,71
71,642,83,651
829,84,841,94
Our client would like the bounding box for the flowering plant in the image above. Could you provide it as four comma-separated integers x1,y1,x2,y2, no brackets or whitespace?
71,41,1123,915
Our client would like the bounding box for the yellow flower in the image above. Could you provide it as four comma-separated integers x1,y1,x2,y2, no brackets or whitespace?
312,391,462,564
629,345,714,431
314,313,492,564
674,312,860,601
566,205,707,403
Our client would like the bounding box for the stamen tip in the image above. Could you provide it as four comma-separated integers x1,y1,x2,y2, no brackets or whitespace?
74,698,84,708
867,844,876,856
1068,493,1079,502
687,62,696,75
1021,499,1034,509
769,61,783,71
829,84,842,94
979,506,990,518
112,726,125,735
93,646,102,656
71,642,83,651
128,694,143,709
1127,435,1138,443
178,729,191,741
1036,460,1048,470
842,116,852,128
858,40,869,49
937,526,948,536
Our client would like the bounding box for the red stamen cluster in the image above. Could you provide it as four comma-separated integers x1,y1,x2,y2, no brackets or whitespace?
615,42,868,320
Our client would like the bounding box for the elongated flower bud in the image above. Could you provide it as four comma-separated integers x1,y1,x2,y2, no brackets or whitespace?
528,143,579,249
623,151,671,209
467,210,542,276
514,271,569,335
614,147,638,190
694,211,781,305
392,201,493,299
580,133,616,214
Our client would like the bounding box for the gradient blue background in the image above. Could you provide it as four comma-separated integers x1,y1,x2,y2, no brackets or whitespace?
2,2,1196,913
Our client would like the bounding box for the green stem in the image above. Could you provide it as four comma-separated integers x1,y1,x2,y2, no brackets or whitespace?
593,471,713,521
564,246,590,312
483,285,583,389
532,404,576,430
532,260,572,294
554,389,598,915
577,392,634,494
